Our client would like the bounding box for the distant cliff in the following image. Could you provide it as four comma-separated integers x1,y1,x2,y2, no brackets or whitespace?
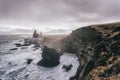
63,22,120,80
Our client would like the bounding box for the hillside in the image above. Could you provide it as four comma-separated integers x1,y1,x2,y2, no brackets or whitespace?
63,22,120,80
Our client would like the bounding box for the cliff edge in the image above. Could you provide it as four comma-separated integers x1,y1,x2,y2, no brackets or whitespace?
63,22,120,80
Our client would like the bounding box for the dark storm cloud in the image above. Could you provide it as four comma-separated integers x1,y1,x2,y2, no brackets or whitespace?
0,0,120,26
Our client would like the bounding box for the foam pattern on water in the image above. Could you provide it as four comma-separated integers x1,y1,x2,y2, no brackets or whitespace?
0,40,79,80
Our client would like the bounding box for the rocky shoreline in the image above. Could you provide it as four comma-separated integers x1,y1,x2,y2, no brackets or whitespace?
0,34,79,80
62,22,120,80
17,22,120,80
1,22,120,80
26,22,120,80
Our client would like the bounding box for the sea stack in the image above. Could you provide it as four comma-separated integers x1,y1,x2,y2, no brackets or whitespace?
37,46,60,67
33,30,39,38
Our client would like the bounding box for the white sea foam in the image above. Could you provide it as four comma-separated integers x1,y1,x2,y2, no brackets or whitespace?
0,39,79,80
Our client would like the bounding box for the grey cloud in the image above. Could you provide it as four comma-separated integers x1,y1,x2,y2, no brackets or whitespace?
0,0,120,28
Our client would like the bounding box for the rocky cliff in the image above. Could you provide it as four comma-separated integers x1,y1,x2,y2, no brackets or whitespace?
63,22,120,80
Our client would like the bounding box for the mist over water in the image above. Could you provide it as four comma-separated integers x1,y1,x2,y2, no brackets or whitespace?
0,35,79,80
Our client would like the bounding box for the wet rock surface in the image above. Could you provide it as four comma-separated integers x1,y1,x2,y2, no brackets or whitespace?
26,59,33,65
14,38,40,48
10,48,18,50
62,64,73,72
37,46,60,67
63,22,120,80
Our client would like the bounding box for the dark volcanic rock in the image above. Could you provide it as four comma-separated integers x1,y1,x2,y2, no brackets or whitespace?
63,22,120,80
26,59,33,65
62,64,73,72
14,38,31,47
10,48,18,50
37,46,60,67
63,27,101,53
15,38,40,48
23,38,32,46
15,43,22,47
71,27,101,42
33,30,39,38
21,47,27,49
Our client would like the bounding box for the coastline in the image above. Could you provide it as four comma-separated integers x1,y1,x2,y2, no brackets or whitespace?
0,34,79,80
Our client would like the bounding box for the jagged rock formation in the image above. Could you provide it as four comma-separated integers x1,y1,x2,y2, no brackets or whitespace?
37,46,60,67
33,30,43,38
63,22,120,80
33,30,39,38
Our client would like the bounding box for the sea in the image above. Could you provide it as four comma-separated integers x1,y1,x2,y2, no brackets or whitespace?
0,34,79,80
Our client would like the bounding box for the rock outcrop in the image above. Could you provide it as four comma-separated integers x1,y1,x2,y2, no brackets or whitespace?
62,64,73,72
33,30,39,38
15,38,40,48
37,46,60,67
63,22,120,80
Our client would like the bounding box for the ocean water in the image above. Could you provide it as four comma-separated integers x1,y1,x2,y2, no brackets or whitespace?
0,34,29,56
0,34,79,80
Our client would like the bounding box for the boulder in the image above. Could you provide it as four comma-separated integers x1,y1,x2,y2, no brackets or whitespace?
14,39,31,47
26,59,33,65
10,48,18,50
23,38,32,46
37,46,60,67
62,64,73,72
14,43,22,47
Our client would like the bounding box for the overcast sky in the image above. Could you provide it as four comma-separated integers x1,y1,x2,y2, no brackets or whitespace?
0,0,120,33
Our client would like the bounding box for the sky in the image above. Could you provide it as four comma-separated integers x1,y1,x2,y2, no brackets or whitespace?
0,0,120,34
